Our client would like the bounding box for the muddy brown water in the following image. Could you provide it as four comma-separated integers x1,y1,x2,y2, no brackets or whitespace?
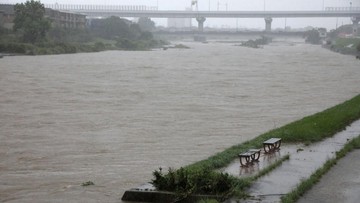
1,40,360,202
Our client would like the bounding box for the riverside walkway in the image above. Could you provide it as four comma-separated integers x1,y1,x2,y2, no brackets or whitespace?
223,119,360,202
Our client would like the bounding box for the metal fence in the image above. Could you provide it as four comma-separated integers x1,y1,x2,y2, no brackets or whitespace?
44,4,158,11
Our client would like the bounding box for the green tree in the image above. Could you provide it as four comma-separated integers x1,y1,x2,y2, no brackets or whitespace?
137,17,155,32
13,0,50,43
305,29,321,44
90,16,132,40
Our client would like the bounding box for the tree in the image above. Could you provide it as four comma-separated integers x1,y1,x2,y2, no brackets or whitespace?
137,17,155,32
13,0,50,43
305,29,321,44
90,16,132,40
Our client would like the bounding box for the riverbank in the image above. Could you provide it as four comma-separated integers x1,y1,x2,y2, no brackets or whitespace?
132,94,360,202
0,39,168,55
323,37,360,57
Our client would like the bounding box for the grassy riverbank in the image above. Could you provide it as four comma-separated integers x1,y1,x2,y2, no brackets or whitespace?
151,94,360,201
325,37,360,56
186,94,360,171
0,39,167,55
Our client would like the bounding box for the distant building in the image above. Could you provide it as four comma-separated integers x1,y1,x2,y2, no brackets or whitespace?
0,4,15,29
167,18,192,29
167,7,192,29
45,9,86,29
0,4,86,30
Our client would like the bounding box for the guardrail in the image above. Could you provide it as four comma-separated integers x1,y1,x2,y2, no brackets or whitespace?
325,7,360,11
44,4,158,11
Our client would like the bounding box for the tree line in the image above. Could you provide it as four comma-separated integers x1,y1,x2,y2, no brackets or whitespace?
0,0,164,55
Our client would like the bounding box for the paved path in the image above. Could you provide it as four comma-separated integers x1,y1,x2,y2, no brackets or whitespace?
297,150,360,203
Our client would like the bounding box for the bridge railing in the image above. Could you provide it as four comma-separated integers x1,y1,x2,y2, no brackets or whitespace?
44,4,158,11
325,7,360,11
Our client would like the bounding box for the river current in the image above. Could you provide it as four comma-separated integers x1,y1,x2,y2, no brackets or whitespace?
0,39,360,202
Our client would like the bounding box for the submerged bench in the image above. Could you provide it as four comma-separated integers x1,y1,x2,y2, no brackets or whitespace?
263,138,282,153
238,149,261,167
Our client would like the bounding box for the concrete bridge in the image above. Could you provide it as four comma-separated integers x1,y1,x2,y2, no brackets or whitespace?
45,4,360,32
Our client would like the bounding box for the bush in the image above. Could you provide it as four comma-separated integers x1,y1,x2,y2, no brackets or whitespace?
305,29,321,44
0,42,35,54
93,42,106,52
152,167,238,200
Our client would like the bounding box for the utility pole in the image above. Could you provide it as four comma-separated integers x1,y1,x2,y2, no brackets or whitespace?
264,0,266,11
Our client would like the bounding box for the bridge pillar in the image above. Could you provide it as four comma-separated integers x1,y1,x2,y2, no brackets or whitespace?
196,17,206,32
351,17,360,35
264,17,272,32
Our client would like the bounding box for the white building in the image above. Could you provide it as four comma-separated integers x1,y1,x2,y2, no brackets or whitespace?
167,7,192,29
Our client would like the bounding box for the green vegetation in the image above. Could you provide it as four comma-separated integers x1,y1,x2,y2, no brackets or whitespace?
0,0,167,55
186,94,360,172
138,17,156,32
325,25,360,55
304,29,321,44
13,0,50,43
152,167,244,202
0,41,109,55
238,36,271,48
281,135,360,203
330,37,360,55
152,94,360,201
151,153,290,201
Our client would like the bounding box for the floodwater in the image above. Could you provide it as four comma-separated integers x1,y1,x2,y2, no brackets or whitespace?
1,39,360,202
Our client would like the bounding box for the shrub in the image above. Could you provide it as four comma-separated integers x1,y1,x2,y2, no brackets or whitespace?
0,42,35,54
152,167,238,200
93,42,106,52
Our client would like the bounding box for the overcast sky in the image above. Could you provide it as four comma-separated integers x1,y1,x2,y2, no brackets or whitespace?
2,0,358,29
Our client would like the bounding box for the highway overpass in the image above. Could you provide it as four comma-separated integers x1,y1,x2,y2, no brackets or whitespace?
45,4,360,32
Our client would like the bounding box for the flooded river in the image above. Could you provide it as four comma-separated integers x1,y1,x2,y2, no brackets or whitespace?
1,39,360,202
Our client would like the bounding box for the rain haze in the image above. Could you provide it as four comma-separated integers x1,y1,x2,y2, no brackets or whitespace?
1,0,360,202
3,0,359,29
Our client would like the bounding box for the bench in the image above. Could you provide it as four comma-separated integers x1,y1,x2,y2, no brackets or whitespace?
238,149,261,167
263,138,282,153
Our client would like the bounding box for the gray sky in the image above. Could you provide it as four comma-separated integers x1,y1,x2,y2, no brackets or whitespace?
3,0,359,29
